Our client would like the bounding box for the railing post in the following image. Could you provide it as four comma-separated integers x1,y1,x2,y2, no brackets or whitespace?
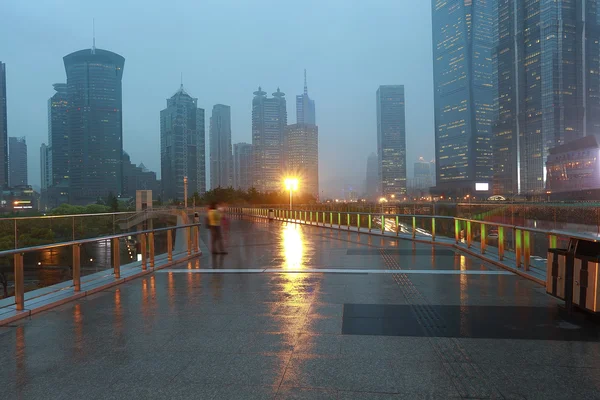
195,226,200,253
330,212,333,227
73,244,81,291
515,228,522,268
412,216,416,239
347,213,351,230
167,229,173,261
187,227,192,256
149,232,155,268
14,253,24,311
523,230,530,271
466,221,472,248
481,223,486,254
498,226,505,260
140,233,147,270
112,237,120,278
381,214,385,234
396,215,399,236
368,214,372,232
357,214,361,231
310,211,313,225
549,234,557,249
455,219,460,243
431,218,436,241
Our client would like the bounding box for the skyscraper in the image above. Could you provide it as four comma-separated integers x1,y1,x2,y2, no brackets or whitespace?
493,0,600,195
233,143,253,191
252,87,287,192
48,83,68,189
285,124,319,198
210,104,232,189
0,62,8,188
63,48,125,204
432,0,496,196
296,70,316,125
40,143,49,190
160,85,205,201
9,137,27,187
365,152,379,198
376,85,407,196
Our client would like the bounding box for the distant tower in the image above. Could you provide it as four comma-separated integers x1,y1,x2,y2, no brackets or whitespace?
233,143,253,191
252,87,287,192
285,124,319,198
160,84,205,201
296,70,316,125
9,137,27,187
210,104,233,189
0,62,8,188
63,48,125,204
366,152,379,198
376,85,407,196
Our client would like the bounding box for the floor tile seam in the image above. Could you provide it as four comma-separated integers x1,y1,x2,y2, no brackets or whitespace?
274,343,300,395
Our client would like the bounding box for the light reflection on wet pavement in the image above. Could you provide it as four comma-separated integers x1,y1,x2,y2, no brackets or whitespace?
1,217,600,399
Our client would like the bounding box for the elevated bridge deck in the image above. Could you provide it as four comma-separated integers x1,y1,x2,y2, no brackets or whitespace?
1,217,599,399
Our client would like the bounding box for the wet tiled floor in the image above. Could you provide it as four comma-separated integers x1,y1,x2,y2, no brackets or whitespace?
1,217,600,399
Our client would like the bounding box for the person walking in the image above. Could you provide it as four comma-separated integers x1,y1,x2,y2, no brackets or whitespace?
207,202,227,254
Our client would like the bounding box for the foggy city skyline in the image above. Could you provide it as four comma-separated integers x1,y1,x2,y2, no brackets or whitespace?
1,0,434,197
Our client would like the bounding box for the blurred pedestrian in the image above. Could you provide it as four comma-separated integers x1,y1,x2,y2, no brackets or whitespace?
207,202,227,254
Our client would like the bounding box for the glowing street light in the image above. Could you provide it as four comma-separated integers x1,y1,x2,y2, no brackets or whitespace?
285,178,298,210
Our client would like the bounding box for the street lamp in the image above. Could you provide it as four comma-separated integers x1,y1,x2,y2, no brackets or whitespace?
285,178,298,210
379,197,388,213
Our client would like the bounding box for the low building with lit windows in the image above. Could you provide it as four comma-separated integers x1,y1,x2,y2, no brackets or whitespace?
546,135,600,200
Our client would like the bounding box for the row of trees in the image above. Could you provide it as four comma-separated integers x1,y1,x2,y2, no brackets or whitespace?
187,187,317,207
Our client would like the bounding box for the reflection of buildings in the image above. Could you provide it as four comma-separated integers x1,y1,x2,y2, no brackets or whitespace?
494,1,600,196
284,124,318,198
252,87,287,192
64,48,125,204
122,152,159,198
0,62,7,188
431,0,495,197
210,104,232,189
9,137,27,187
233,143,253,191
546,135,600,200
377,85,407,197
160,84,206,201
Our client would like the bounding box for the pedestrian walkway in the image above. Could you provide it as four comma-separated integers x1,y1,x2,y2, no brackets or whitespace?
1,217,600,399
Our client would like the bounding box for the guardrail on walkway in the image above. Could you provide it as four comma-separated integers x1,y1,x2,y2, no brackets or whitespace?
231,207,600,284
1,222,202,312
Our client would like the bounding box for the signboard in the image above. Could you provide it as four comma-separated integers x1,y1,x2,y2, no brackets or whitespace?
475,182,489,192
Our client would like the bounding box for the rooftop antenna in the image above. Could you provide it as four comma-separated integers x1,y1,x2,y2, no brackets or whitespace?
92,18,96,54
304,69,308,95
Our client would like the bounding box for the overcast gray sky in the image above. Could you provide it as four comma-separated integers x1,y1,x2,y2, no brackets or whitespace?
1,0,434,197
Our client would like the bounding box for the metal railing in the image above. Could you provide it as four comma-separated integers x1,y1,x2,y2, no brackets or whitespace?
2,222,202,311
231,207,599,276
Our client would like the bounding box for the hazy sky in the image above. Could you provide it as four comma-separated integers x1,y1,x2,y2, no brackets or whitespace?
1,0,434,197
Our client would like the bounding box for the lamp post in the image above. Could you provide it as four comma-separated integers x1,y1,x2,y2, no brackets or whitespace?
285,178,298,211
183,176,188,208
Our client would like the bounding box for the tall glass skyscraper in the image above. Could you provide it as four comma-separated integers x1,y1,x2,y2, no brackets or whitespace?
376,85,407,196
48,83,69,189
252,87,287,192
493,0,600,195
63,48,125,204
210,104,232,189
160,85,206,201
0,62,8,188
431,0,496,196
296,70,316,125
